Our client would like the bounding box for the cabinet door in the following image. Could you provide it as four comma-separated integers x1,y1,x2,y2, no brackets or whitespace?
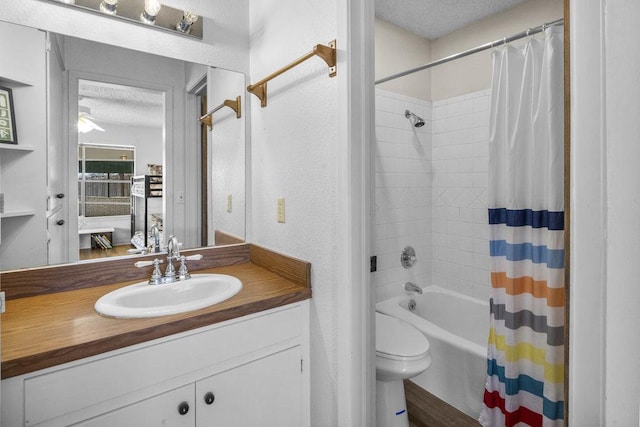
196,346,302,426
72,384,194,427
47,208,67,265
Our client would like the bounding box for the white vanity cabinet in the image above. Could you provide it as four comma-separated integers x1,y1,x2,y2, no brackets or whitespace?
73,347,302,427
1,302,310,427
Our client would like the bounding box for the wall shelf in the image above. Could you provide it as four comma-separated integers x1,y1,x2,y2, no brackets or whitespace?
0,75,35,88
0,144,35,152
1,209,37,219
0,20,49,269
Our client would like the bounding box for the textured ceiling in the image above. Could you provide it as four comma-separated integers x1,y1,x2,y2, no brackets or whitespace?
78,80,164,129
375,0,529,40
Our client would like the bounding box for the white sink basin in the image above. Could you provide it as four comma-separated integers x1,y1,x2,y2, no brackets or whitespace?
95,274,242,318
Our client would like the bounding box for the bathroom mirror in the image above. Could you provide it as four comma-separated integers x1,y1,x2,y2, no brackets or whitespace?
0,20,247,270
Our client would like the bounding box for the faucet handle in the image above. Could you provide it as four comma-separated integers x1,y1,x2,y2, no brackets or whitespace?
134,258,165,285
177,254,202,280
135,259,164,268
401,246,417,268
149,258,165,285
176,255,194,279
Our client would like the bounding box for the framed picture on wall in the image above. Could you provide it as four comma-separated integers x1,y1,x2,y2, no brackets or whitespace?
0,86,17,144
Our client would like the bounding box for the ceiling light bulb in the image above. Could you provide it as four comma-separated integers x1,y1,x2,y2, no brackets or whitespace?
176,11,198,34
140,0,162,25
58,0,76,4
99,0,118,15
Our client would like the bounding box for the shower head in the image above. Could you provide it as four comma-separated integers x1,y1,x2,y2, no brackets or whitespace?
405,110,425,128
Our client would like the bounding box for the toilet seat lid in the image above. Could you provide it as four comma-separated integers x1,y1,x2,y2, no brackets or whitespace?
375,312,430,360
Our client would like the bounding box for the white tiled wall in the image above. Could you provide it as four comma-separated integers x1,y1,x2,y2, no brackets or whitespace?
374,88,491,302
431,90,491,301
374,89,432,301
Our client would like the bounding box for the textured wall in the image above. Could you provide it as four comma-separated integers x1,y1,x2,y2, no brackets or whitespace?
601,1,640,424
249,0,339,425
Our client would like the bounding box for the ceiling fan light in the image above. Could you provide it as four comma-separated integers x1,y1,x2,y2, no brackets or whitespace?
78,107,105,133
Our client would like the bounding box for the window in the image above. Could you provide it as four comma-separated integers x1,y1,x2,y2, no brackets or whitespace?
78,144,135,217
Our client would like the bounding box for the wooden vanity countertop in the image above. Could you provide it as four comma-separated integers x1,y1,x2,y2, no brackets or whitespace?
1,262,311,379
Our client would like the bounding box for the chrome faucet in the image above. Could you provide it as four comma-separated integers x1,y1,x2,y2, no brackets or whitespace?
404,281,423,295
134,235,203,285
164,235,180,281
167,235,180,259
150,224,161,253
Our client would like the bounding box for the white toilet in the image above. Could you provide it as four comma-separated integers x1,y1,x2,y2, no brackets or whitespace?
376,312,431,427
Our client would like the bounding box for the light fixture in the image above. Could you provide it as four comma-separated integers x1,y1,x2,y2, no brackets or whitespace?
99,0,118,15
78,106,105,134
140,0,161,25
176,11,198,34
57,0,75,4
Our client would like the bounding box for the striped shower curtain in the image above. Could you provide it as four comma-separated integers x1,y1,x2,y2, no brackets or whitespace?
479,26,564,427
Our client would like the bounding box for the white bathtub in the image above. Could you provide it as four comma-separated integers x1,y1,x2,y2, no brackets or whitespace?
376,286,489,419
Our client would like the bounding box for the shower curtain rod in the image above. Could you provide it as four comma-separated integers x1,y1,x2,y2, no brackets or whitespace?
375,18,564,85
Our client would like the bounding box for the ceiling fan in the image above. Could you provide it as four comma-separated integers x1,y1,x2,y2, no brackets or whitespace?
78,105,105,133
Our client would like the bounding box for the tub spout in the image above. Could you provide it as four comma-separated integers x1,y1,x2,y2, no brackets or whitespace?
405,282,423,295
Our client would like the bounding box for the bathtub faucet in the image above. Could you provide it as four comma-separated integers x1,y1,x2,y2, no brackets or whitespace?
404,282,423,295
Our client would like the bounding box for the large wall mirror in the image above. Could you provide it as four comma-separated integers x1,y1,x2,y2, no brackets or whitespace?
0,19,247,270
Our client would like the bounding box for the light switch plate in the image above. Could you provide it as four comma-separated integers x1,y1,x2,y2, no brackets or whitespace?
277,198,285,223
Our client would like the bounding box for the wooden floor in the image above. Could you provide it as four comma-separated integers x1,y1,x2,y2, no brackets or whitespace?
405,380,481,427
79,244,134,260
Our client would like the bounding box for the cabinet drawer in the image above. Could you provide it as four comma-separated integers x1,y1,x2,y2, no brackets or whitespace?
24,305,301,425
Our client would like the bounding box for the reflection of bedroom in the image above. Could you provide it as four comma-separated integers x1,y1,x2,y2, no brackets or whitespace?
77,76,164,261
